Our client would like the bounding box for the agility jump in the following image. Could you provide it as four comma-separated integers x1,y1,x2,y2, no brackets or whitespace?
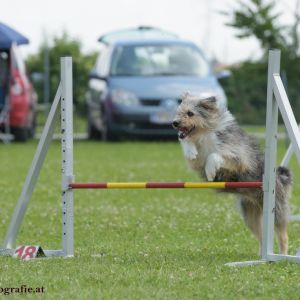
1,50,300,266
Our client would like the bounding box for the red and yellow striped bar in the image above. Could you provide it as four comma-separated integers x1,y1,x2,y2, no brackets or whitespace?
69,182,262,189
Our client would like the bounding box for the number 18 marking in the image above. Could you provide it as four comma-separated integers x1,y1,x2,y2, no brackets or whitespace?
14,246,38,260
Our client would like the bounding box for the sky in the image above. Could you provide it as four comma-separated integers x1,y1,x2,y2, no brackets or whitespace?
0,0,298,64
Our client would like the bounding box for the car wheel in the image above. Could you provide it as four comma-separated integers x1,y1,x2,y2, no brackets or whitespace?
28,117,37,139
101,111,119,142
87,118,101,140
11,127,29,142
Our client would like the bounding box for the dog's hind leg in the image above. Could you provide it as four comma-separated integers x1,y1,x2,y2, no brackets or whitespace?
239,198,263,254
274,172,290,255
275,222,288,255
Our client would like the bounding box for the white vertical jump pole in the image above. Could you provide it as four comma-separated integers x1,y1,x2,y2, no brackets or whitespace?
261,49,280,259
60,57,74,257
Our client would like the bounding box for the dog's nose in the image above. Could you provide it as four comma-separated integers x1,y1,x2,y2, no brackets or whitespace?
172,120,179,128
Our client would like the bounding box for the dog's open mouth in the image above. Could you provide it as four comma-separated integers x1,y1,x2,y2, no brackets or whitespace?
178,126,195,139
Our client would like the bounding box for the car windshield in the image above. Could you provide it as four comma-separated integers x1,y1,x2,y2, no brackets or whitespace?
110,44,210,77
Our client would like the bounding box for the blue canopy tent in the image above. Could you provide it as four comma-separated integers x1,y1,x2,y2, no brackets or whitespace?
0,22,29,142
0,22,29,49
0,22,29,119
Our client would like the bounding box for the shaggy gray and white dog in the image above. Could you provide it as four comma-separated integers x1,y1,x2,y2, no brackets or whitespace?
173,93,292,254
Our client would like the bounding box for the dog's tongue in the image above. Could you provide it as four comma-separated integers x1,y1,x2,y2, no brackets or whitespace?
178,128,188,139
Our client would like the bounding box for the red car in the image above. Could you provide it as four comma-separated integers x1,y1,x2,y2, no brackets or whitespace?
0,45,37,141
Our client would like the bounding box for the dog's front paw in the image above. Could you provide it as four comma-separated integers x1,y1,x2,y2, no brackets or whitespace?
205,153,224,181
181,141,198,160
185,147,198,160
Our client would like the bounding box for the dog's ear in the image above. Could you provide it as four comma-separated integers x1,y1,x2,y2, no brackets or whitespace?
197,96,217,111
181,91,191,102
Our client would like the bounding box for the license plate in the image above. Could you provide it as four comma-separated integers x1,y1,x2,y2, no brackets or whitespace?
150,111,175,124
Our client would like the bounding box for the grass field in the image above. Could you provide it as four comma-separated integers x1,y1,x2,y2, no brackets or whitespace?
1,139,300,299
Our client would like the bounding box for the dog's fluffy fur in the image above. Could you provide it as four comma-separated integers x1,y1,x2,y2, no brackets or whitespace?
173,93,292,254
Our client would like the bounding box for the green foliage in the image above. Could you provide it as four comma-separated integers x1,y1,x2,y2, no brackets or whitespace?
224,0,287,52
221,62,267,124
220,0,300,124
26,33,98,112
221,55,300,124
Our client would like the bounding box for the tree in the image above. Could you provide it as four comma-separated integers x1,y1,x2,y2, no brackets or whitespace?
219,0,300,124
224,0,300,58
26,32,98,113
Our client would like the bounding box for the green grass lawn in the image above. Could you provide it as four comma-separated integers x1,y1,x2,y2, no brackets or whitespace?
0,139,300,299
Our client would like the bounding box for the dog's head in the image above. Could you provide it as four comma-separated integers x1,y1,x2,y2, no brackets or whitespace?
172,93,219,140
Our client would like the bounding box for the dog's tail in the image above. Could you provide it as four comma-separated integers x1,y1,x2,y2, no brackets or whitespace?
277,166,292,186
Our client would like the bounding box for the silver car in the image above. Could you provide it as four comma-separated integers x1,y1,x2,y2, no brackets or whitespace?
86,27,228,140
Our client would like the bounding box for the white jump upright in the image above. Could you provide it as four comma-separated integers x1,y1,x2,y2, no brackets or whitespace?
226,49,300,266
0,57,74,257
1,50,300,265
60,58,74,257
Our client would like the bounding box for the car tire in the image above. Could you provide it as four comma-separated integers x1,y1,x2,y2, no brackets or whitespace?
87,118,101,140
101,112,119,142
28,117,37,139
11,127,29,142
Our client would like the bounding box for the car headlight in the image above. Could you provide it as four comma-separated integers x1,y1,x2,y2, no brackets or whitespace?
111,89,139,106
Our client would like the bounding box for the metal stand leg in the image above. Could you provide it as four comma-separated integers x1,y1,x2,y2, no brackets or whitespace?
280,121,300,223
2,85,62,249
281,143,294,167
261,49,280,260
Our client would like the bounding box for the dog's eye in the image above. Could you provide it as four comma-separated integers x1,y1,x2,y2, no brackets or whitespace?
187,111,194,117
